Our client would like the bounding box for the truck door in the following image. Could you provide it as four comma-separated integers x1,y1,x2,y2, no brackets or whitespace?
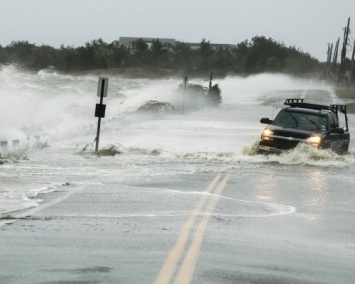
328,114,345,152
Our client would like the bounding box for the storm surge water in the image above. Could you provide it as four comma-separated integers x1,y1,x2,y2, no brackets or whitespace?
0,65,354,215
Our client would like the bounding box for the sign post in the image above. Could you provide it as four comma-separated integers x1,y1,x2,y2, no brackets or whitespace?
95,77,108,153
183,76,188,115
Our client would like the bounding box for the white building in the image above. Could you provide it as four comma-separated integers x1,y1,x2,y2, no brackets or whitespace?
119,37,235,51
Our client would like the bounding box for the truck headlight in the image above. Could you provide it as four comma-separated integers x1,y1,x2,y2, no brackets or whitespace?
263,129,273,136
262,129,273,141
307,136,321,147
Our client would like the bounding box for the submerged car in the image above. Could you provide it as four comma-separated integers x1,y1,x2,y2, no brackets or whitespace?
258,99,350,154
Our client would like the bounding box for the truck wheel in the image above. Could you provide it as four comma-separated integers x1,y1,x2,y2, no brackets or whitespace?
341,143,349,154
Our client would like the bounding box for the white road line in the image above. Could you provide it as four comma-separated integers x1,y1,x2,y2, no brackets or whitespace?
0,184,86,227
301,78,313,99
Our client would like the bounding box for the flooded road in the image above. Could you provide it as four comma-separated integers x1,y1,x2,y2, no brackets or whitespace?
1,154,355,283
1,67,355,283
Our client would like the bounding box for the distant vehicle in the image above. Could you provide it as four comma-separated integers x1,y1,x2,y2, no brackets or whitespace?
258,99,350,154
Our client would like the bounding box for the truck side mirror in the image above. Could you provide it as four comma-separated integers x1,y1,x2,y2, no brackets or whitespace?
331,127,345,134
260,118,273,124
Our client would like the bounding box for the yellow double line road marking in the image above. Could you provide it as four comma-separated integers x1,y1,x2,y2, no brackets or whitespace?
155,173,229,284
300,78,313,99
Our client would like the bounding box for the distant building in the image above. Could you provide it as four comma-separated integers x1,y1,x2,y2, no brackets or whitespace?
178,42,235,50
209,43,236,50
119,37,176,49
119,37,235,51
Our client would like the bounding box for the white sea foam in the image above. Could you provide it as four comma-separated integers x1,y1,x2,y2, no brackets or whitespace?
1,66,354,215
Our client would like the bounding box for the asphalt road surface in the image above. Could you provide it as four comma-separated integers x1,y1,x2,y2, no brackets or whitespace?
1,160,355,284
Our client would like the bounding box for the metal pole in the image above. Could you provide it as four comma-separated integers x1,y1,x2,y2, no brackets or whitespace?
183,76,187,115
95,117,101,152
95,79,106,153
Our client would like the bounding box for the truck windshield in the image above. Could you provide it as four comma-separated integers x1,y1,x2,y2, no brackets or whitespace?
273,110,327,131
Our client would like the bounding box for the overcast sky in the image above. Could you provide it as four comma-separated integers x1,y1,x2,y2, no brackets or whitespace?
0,0,354,61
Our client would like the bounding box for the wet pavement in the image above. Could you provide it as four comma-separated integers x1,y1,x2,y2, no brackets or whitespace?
1,162,355,284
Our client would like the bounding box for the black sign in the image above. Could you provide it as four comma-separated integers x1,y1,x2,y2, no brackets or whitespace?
95,104,106,118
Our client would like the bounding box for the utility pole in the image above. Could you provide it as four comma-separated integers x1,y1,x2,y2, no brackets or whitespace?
326,43,333,79
347,39,355,88
338,17,351,86
331,38,340,80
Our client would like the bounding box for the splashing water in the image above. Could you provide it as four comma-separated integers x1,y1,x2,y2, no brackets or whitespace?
1,66,354,215
242,141,355,167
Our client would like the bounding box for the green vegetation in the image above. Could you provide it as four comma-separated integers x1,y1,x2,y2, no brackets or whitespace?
0,36,321,77
335,88,355,99
335,88,355,113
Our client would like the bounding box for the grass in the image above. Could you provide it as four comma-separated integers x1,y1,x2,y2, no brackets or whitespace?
335,88,355,99
97,145,123,156
335,88,355,113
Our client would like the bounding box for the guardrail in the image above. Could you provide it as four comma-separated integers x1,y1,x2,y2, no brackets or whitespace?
0,136,42,155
